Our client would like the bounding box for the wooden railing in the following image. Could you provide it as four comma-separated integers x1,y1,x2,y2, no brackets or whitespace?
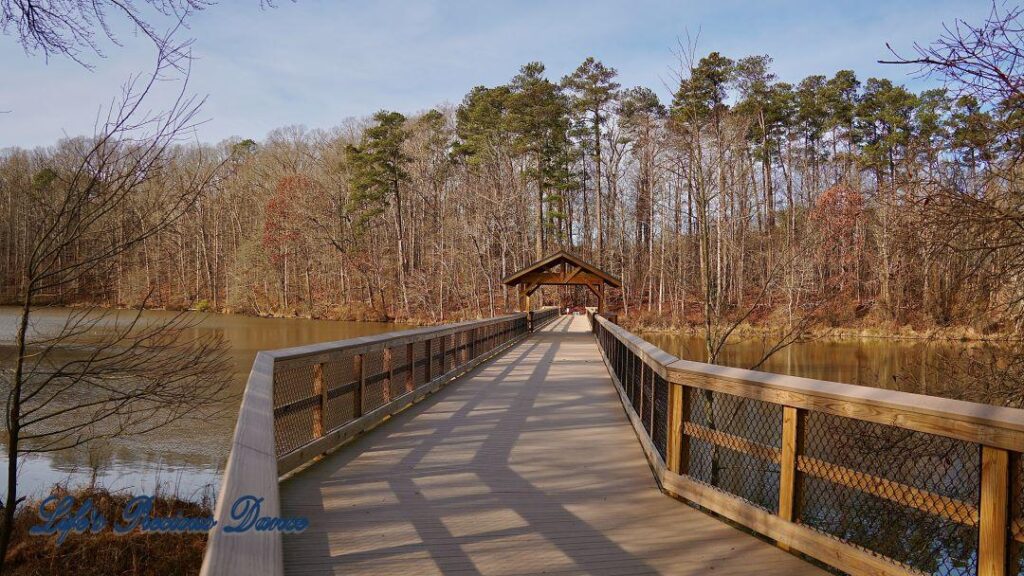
201,313,530,576
528,306,560,331
590,313,1024,576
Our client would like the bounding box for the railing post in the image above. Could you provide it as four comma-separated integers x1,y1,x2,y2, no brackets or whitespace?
312,362,325,438
666,383,687,474
353,354,364,418
778,405,806,551
980,445,1010,576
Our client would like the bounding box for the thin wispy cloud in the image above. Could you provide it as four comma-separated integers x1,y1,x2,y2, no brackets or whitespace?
0,0,994,148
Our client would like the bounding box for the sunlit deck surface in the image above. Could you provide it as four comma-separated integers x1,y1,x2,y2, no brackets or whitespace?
279,315,825,575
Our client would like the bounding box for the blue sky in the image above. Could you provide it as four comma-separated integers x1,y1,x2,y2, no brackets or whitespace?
0,0,994,148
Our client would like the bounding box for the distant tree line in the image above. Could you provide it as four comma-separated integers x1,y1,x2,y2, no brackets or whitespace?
1,7,1023,336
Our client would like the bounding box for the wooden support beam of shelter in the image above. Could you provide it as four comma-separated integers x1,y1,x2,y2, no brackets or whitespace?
502,250,621,313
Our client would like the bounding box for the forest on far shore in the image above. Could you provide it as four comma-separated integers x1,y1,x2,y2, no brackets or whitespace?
2,7,1024,340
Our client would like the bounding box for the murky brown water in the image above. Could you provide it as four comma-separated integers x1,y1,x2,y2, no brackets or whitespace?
0,306,410,499
641,331,1004,398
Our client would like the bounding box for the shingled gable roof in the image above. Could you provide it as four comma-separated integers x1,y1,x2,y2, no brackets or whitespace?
501,250,622,288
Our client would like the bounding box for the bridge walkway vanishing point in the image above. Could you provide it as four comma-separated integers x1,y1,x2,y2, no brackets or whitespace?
278,315,826,575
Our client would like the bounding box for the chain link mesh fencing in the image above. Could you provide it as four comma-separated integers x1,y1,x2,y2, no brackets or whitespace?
271,316,528,462
686,388,783,513
590,313,1001,576
799,412,981,575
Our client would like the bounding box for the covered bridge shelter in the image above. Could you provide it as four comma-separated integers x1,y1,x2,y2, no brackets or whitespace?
502,250,621,313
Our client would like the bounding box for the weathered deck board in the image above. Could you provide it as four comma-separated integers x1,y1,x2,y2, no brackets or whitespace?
280,315,825,575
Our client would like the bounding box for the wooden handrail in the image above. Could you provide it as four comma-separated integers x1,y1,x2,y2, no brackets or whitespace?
272,314,528,369
199,351,282,576
595,314,1024,448
590,312,1024,576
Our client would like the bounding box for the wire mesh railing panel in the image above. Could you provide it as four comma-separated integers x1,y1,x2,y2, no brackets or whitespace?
608,333,618,379
323,355,357,431
459,329,470,365
798,412,981,576
442,332,454,373
361,349,386,413
685,388,782,513
609,333,619,377
389,346,410,399
451,331,463,368
641,364,653,436
273,407,314,458
265,315,527,475
653,372,668,461
617,340,625,383
413,340,428,387
272,363,317,456
627,349,638,411
530,308,558,330
273,363,315,408
431,336,446,380
467,329,478,362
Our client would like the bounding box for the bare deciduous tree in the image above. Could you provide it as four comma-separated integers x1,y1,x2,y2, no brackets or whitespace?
0,51,231,569
0,0,213,67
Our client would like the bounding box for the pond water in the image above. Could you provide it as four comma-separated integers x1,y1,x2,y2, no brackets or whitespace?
640,330,1009,401
0,306,410,500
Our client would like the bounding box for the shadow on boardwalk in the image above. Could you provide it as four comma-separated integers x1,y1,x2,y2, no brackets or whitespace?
280,316,825,576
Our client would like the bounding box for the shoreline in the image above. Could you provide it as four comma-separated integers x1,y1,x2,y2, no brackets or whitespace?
621,320,1024,345
4,302,1022,344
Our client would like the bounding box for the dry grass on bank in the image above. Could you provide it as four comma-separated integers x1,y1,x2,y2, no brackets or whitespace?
619,306,1021,343
5,486,209,576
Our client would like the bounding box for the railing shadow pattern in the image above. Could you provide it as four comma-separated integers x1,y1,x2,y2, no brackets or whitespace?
278,320,675,575
589,311,1024,576
201,309,566,576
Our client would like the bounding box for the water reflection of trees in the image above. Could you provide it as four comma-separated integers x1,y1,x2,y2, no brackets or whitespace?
800,413,980,575
900,342,1024,408
647,332,1023,408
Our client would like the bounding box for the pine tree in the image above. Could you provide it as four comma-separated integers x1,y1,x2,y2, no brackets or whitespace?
563,57,620,265
346,110,413,311
507,62,572,258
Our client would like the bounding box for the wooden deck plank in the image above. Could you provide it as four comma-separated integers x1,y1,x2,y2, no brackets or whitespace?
280,315,825,575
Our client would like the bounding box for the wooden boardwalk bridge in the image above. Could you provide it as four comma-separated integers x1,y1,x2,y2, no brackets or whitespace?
199,255,1024,576
277,315,819,575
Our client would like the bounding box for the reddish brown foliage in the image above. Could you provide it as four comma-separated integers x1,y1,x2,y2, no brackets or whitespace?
262,174,316,265
809,184,865,295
